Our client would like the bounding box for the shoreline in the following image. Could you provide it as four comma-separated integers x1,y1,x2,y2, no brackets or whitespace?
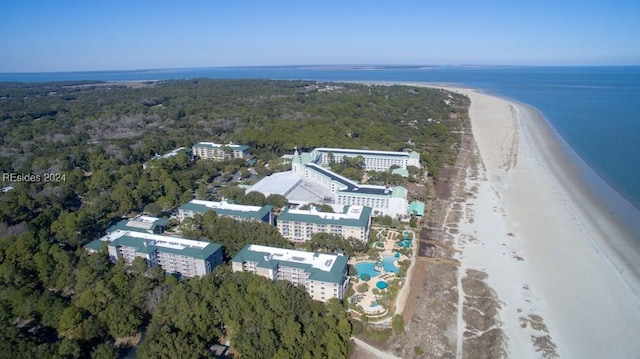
472,87,640,292
507,95,640,241
410,82,640,291
441,86,640,358
512,100,640,293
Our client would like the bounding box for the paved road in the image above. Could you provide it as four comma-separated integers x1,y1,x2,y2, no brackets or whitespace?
351,337,401,359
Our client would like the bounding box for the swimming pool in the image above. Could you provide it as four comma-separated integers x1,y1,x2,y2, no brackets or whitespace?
382,256,400,273
354,262,380,278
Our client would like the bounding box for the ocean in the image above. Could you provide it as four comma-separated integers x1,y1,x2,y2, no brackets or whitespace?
2,66,639,214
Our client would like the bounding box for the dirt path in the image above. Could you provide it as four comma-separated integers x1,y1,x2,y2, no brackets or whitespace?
351,337,402,359
399,259,426,322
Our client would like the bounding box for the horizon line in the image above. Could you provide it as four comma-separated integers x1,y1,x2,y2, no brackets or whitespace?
2,63,640,75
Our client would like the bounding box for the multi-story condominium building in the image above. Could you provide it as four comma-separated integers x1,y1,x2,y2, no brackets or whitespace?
231,244,349,302
277,205,372,242
310,147,420,171
85,230,223,277
292,157,408,217
107,215,168,235
192,142,250,161
177,199,274,225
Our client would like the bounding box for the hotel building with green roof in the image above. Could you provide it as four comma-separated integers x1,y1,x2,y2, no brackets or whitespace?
86,230,223,277
231,244,349,302
177,199,274,225
292,151,408,217
247,147,414,218
106,215,168,235
277,205,372,242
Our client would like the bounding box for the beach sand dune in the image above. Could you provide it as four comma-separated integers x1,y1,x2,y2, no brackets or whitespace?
448,87,640,358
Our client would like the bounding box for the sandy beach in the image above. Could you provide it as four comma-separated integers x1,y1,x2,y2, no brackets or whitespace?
444,87,640,358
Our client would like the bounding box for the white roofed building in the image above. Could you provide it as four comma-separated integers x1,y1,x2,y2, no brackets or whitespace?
177,199,274,225
292,152,408,217
231,245,349,302
310,147,420,171
84,230,223,278
247,147,411,217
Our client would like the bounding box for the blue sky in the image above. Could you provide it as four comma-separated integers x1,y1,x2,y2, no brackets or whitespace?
1,0,639,72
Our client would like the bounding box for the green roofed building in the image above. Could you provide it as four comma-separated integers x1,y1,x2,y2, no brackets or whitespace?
84,239,105,253
231,244,350,302
97,230,222,277
192,142,250,161
178,199,274,225
107,215,168,235
277,205,372,242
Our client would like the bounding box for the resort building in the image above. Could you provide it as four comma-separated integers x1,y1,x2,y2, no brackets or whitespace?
335,184,407,218
85,230,223,277
247,147,412,218
231,244,350,302
107,215,168,235
177,199,274,225
292,156,408,217
192,142,250,161
277,205,372,242
310,147,421,171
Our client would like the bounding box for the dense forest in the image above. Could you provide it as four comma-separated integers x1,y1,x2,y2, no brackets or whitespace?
0,79,468,357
